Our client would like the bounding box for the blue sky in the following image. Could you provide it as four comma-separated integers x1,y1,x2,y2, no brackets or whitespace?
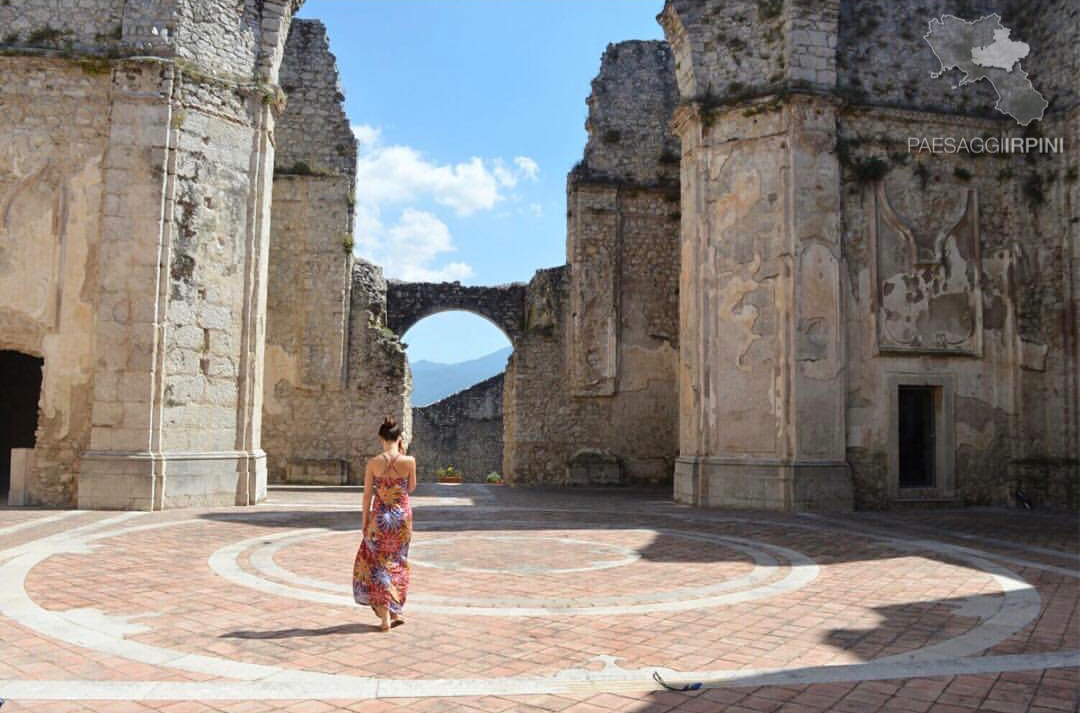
295,0,665,363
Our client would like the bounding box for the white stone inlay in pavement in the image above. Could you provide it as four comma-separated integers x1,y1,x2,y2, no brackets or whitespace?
212,522,818,615
0,506,1061,702
409,534,642,574
0,650,1077,700
0,510,82,538
247,527,783,608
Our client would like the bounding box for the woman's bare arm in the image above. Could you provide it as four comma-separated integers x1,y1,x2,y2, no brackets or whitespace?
361,463,374,532
408,458,417,493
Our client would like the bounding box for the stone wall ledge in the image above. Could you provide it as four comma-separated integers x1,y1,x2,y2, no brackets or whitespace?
676,86,1079,127
81,449,265,461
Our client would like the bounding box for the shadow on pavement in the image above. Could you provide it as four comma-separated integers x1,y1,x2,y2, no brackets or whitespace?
221,622,382,638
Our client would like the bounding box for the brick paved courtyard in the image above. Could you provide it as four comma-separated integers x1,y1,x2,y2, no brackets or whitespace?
1,484,1077,712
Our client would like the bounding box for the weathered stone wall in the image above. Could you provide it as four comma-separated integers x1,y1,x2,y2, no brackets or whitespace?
345,262,412,477
0,1,302,508
265,258,411,485
838,107,1078,509
0,58,111,505
837,0,1078,120
661,0,1077,510
411,374,503,482
263,19,410,486
276,20,358,178
0,1,126,51
581,41,680,185
503,41,681,487
0,0,300,71
264,173,354,484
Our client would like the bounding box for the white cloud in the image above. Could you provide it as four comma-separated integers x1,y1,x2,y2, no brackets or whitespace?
388,210,474,282
356,145,500,217
351,124,381,150
528,203,544,218
353,205,474,282
514,156,540,181
491,159,518,188
348,123,538,282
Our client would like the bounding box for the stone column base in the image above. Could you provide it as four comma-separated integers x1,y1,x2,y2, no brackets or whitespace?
78,450,267,510
7,448,32,506
674,457,853,511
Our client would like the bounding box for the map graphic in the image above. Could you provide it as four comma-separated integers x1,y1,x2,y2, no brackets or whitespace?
924,14,1047,126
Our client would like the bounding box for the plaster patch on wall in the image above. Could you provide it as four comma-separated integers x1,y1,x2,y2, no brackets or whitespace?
619,343,678,392
716,254,763,372
875,185,981,354
709,168,762,239
262,344,298,416
796,242,841,380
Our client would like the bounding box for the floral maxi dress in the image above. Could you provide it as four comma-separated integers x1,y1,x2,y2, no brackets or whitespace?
352,453,412,616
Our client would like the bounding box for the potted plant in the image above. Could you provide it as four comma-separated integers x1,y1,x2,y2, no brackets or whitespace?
485,472,503,485
436,465,462,483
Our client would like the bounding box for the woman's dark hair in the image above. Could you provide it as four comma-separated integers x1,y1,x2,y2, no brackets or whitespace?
378,416,402,442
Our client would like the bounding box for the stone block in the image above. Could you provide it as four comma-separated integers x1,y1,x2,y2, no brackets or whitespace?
285,458,348,485
676,457,853,511
7,448,32,506
567,449,623,486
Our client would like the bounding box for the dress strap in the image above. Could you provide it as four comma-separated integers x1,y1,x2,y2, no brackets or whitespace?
382,452,400,476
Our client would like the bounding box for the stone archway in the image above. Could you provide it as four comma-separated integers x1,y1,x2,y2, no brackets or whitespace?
0,350,43,502
399,310,514,483
386,280,527,341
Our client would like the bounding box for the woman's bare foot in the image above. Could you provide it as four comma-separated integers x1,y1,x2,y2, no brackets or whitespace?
374,606,390,631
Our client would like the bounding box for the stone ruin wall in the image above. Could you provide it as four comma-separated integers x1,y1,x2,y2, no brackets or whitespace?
411,374,504,483
3,0,1073,510
503,41,681,487
0,0,302,507
263,20,410,486
833,0,1079,508
661,0,1077,509
0,55,110,505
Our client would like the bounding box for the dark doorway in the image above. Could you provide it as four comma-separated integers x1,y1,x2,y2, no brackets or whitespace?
0,351,43,498
898,385,936,488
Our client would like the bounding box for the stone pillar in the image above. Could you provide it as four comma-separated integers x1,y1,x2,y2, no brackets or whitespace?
664,0,852,510
77,2,299,510
78,63,176,510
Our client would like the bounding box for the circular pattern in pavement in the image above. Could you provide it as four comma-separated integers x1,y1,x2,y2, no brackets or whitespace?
0,504,1072,702
213,521,821,615
409,534,641,574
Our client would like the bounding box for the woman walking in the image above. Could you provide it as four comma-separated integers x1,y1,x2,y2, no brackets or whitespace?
353,417,416,631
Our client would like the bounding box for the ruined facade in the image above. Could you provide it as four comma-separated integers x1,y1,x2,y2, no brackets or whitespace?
262,20,409,485
662,0,1078,509
1,0,304,508
502,40,682,487
2,1,1075,512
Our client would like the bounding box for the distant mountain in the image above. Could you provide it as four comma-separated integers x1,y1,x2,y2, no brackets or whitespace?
410,346,512,406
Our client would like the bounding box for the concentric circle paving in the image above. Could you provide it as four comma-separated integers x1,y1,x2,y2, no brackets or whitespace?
214,522,819,614
0,500,1076,702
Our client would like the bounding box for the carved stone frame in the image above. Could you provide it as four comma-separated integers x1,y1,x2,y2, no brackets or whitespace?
869,183,982,358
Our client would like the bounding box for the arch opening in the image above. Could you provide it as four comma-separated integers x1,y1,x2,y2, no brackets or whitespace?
403,311,513,483
0,350,43,502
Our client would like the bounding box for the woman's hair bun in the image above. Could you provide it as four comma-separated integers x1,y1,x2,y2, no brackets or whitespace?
378,415,402,441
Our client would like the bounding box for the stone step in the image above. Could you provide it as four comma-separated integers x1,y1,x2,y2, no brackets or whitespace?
889,497,965,510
